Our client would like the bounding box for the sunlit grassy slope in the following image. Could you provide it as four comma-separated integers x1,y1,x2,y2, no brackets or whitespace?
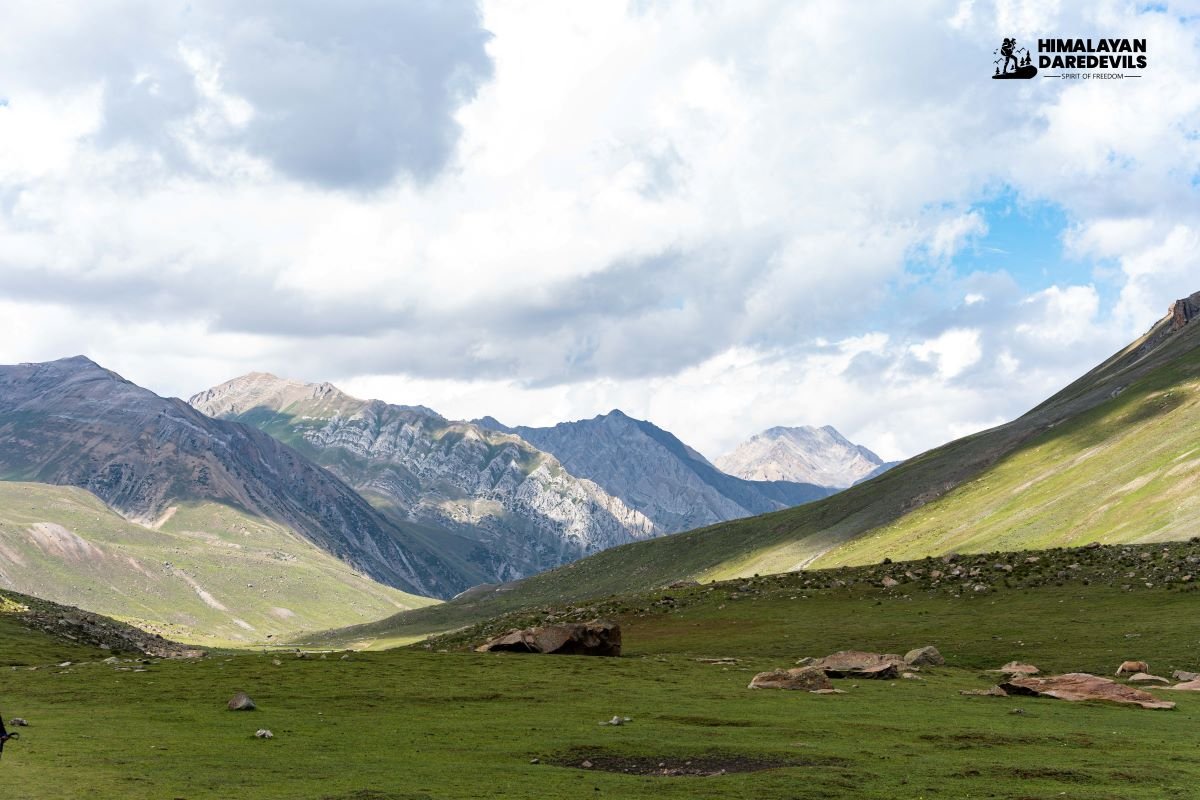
319,308,1200,643
0,482,435,646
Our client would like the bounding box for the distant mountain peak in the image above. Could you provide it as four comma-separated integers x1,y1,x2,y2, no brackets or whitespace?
716,424,888,488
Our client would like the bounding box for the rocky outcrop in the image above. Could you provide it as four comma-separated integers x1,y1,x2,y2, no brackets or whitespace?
716,425,892,488
1170,291,1200,331
999,673,1175,710
748,666,833,691
191,374,657,585
476,620,621,656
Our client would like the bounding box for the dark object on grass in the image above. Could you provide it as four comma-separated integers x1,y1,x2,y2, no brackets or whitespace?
0,714,19,760
227,692,256,711
477,620,621,656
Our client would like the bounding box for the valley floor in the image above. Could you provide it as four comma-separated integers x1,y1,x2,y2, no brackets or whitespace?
4,573,1200,799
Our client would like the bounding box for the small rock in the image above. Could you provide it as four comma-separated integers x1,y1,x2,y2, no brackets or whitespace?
881,576,899,588
8,718,28,727
254,729,273,739
57,662,71,668
1172,670,1198,682
581,760,593,769
904,645,945,667
530,758,540,764
1009,708,1025,715
960,686,1008,697
901,672,922,680
227,692,256,711
601,716,624,726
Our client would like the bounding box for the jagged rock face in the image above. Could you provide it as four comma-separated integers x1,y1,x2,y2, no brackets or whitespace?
1170,291,1200,331
715,425,890,488
484,411,834,535
191,375,657,583
0,357,467,599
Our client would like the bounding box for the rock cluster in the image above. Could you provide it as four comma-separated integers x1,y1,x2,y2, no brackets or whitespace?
476,621,621,657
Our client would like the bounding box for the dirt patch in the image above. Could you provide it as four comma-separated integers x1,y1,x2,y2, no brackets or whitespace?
548,748,842,776
658,714,759,727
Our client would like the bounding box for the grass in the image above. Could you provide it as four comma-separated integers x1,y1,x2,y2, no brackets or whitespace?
4,558,1200,799
0,482,434,647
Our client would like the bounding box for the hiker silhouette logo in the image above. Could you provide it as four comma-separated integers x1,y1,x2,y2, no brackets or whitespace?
993,37,1037,79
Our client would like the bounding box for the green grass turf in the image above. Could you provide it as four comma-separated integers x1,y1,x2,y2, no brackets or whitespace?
4,570,1200,799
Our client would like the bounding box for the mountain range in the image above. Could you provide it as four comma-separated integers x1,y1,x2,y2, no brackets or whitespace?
0,358,874,638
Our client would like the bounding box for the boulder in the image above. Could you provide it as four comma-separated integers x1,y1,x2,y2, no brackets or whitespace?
227,692,256,711
1163,679,1200,692
476,620,621,657
881,576,899,588
1127,673,1170,685
904,646,945,667
995,661,1039,675
1000,673,1175,710
810,651,905,679
1171,670,1198,682
254,729,273,739
748,666,833,691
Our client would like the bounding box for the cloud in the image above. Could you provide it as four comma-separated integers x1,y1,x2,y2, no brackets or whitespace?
0,0,1197,459
0,0,492,189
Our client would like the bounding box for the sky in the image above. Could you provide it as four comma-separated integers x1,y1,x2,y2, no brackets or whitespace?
2,1,1199,462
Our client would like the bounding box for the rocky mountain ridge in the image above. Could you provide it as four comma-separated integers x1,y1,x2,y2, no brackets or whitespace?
191,374,658,583
0,357,473,598
475,410,834,534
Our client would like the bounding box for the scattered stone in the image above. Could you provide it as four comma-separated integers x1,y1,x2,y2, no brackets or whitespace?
227,692,256,711
1162,679,1200,692
794,656,815,667
810,651,905,679
994,662,1040,675
1115,660,1149,676
901,672,922,680
1009,708,1025,715
530,758,540,764
809,688,846,695
1127,673,1170,685
904,646,945,667
667,580,700,589
881,576,899,588
1171,670,1198,682
254,729,273,739
57,662,71,668
696,658,737,665
8,718,28,727
476,620,621,657
599,716,628,726
1000,673,1175,710
748,666,833,691
581,760,593,769
960,686,1008,697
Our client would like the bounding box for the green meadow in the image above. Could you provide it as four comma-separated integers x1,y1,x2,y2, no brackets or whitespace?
4,558,1200,800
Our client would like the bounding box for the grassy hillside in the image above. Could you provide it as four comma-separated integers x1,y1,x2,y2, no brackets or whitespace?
5,553,1200,799
0,482,435,647
321,307,1200,642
